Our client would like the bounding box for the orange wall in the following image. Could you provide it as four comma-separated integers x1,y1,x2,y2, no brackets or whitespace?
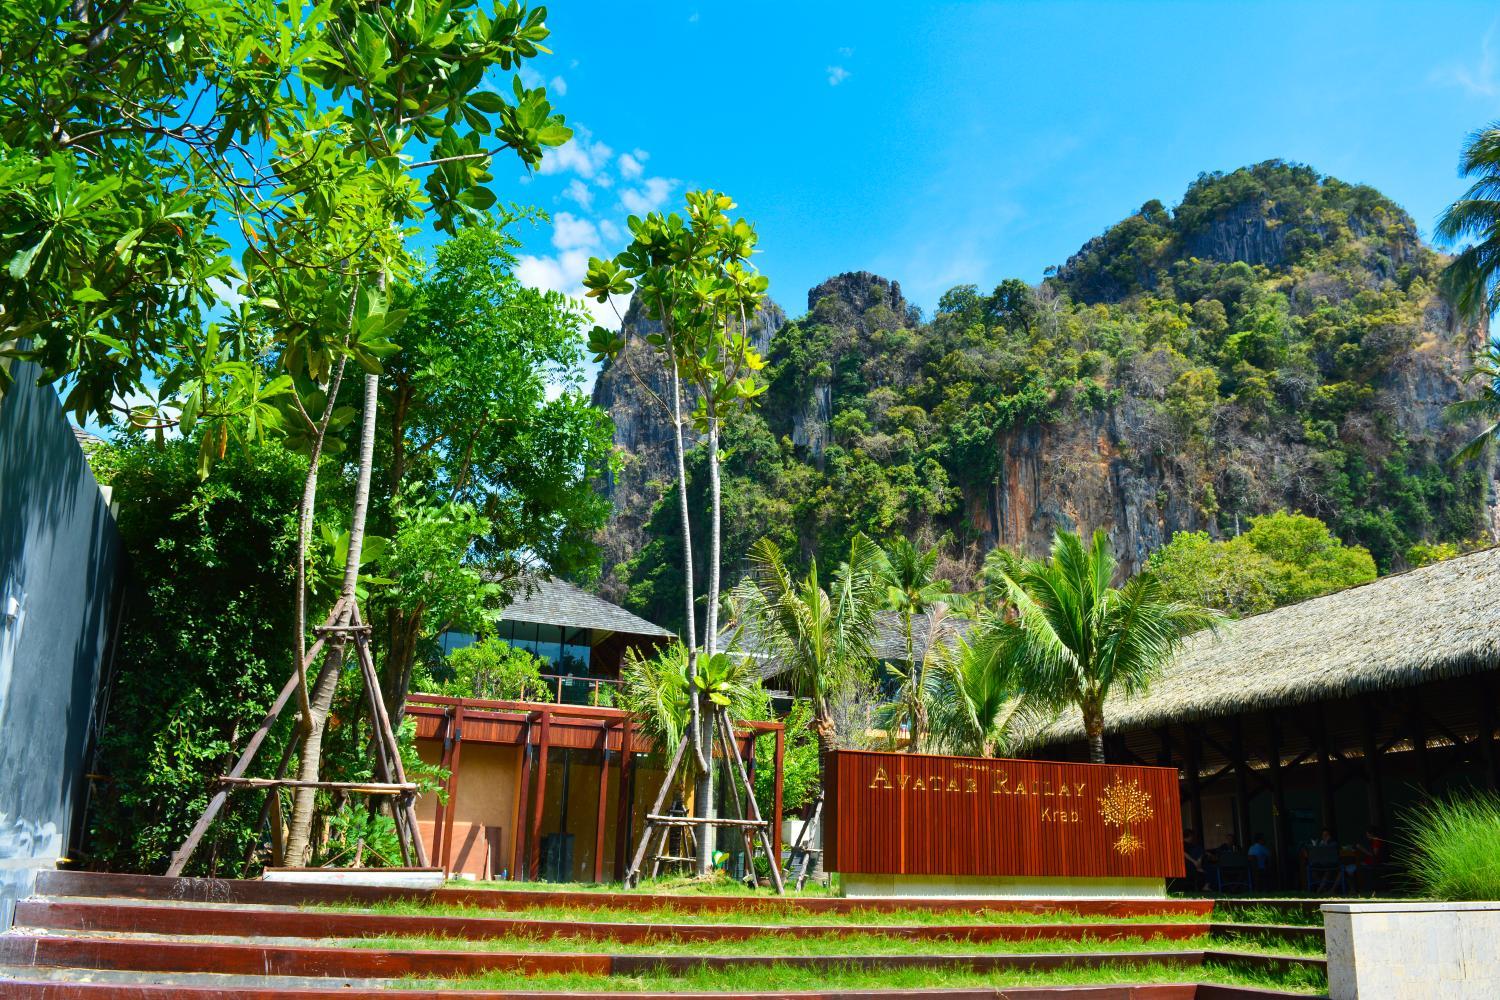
416,742,523,879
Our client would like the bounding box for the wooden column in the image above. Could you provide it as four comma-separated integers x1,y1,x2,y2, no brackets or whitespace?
593,720,612,883
439,705,465,877
511,712,535,880
1408,696,1432,797
1266,712,1293,890
1230,718,1253,848
772,725,785,863
430,708,454,866
1184,726,1204,840
1479,677,1499,793
529,709,552,880
1315,707,1336,834
1360,698,1385,830
614,717,634,880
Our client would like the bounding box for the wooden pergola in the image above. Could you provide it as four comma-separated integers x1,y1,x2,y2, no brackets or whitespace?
406,694,785,882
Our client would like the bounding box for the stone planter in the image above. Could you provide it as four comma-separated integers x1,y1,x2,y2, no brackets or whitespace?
1323,900,1500,999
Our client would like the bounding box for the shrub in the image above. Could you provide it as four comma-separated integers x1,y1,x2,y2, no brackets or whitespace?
1405,794,1500,901
414,636,548,702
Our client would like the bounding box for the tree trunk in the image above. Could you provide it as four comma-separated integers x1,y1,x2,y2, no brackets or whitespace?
284,372,381,863
694,414,724,876
1084,699,1106,765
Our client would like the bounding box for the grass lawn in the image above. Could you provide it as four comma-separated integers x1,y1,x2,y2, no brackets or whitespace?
331,899,1208,927
343,930,1228,956
396,959,1328,994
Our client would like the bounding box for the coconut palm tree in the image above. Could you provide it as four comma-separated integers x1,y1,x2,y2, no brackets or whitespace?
730,533,885,764
876,600,956,752
924,623,1031,757
1437,123,1500,323
880,539,953,751
981,528,1221,764
618,642,762,758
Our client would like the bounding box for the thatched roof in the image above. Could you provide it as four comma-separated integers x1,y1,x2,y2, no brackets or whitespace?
1039,545,1500,742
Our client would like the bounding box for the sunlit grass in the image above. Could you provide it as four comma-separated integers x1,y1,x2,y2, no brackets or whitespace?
318,897,1209,927
395,958,1328,994
1406,793,1500,901
343,930,1218,957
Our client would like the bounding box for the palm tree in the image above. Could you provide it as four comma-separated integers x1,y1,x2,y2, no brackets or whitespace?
876,600,955,752
1445,340,1500,463
982,528,1221,764
618,642,762,757
880,539,953,751
924,623,1031,758
1437,123,1500,323
730,533,885,768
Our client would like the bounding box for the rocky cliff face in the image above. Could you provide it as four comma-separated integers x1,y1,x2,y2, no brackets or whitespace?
590,295,786,603
593,161,1495,610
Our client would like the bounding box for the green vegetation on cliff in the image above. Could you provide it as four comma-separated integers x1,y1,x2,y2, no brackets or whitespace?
603,161,1491,632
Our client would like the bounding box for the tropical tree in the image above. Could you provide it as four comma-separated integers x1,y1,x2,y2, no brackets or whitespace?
730,534,884,792
981,529,1221,764
618,643,763,762
372,220,614,721
924,629,1030,758
879,538,953,750
1437,123,1500,323
584,191,768,874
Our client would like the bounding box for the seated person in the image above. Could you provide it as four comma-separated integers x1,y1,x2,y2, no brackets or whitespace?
1247,832,1271,885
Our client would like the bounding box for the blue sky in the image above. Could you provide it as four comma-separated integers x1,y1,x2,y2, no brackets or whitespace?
499,0,1500,337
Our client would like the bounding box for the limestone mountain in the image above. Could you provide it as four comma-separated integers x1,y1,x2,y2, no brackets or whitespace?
591,161,1495,633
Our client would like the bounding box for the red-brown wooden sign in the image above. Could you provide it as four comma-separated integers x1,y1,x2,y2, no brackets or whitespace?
825,750,1184,879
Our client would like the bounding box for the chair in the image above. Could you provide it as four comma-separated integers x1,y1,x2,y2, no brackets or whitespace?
1306,844,1346,894
1215,851,1253,894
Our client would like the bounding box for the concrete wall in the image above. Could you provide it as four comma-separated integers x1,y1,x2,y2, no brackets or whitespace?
0,362,123,923
1324,901,1500,999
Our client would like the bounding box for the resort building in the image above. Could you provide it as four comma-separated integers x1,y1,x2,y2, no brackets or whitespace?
412,579,785,883
1031,546,1500,889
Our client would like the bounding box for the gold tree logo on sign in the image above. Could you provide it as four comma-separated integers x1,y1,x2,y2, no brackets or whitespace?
1098,776,1154,855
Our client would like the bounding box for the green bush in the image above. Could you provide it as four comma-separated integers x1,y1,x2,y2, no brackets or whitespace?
413,636,548,702
1405,794,1500,901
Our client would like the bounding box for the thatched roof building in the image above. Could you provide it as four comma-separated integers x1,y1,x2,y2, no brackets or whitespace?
1040,545,1500,742
1032,547,1500,885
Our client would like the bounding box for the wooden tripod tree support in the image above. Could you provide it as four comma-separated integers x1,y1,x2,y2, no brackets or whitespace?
786,787,824,891
623,707,785,894
165,597,429,877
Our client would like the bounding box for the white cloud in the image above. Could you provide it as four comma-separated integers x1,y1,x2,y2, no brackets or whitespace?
550,75,568,97
208,276,246,308
552,211,600,251
539,127,614,178
561,178,593,210
827,65,850,86
1432,22,1500,97
618,152,645,179
838,46,854,58
598,218,622,243
620,176,676,215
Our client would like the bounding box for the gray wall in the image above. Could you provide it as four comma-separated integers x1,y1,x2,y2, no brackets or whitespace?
0,361,123,924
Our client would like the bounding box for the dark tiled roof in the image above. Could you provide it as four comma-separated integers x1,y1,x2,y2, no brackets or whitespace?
71,424,105,447
500,577,674,639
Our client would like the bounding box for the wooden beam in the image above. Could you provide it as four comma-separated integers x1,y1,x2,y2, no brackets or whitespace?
593,721,611,884
510,712,533,880
614,717,634,880
772,724,785,864
1266,712,1293,890
1315,706,1335,834
1360,698,1385,831
440,704,465,877
529,709,552,881
1184,727,1204,839
1231,716,1252,849
1408,695,1432,797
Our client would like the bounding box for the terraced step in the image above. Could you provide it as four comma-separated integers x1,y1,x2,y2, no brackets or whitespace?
15,898,1214,945
36,871,1214,919
0,933,1325,980
0,980,1311,1000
